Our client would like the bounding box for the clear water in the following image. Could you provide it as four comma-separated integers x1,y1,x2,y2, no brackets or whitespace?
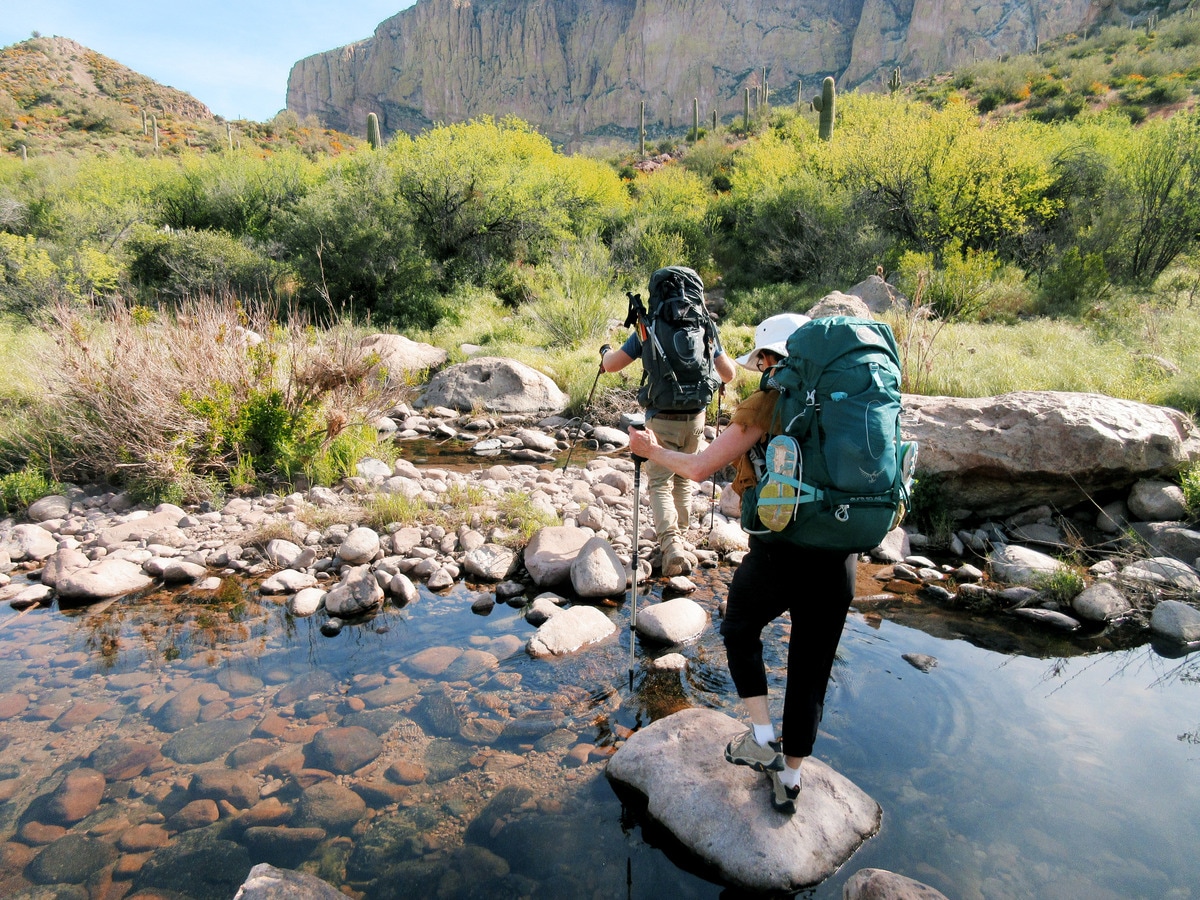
0,563,1197,900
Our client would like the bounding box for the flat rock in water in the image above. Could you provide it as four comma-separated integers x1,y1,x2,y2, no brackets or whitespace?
526,605,615,657
844,867,951,900
56,558,154,601
635,597,708,644
605,707,880,893
987,544,1064,585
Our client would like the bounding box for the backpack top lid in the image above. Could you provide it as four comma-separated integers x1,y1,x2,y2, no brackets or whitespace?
784,315,901,372
647,266,706,314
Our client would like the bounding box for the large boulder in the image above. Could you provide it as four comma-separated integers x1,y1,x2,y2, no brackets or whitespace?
606,708,880,892
419,357,567,415
845,274,905,313
524,525,592,587
359,333,447,386
902,392,1200,517
56,558,154,601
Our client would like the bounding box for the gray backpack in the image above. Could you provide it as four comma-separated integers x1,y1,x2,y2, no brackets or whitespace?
636,266,721,412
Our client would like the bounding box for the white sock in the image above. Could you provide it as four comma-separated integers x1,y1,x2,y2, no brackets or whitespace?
780,763,802,789
752,722,776,747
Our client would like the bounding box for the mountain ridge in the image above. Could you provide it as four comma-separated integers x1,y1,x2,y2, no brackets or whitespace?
285,0,1146,143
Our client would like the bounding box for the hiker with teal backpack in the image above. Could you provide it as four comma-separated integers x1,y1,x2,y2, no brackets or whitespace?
602,267,736,577
629,312,916,815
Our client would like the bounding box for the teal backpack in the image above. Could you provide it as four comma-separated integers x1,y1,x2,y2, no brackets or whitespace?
739,316,916,552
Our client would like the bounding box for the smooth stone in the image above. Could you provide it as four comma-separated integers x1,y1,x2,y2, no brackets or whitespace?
606,708,880,892
987,545,1065,585
635,597,708,644
569,536,626,598
288,587,326,617
324,565,384,616
1149,599,1200,643
44,767,106,824
297,780,367,833
338,527,381,565
56,557,154,600
306,726,383,773
24,833,118,885
844,867,951,900
526,605,616,657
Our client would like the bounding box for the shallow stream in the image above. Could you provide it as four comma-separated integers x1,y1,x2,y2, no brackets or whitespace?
0,554,1197,899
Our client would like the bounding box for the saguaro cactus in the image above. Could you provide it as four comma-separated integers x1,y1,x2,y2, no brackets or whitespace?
812,76,836,141
639,101,646,157
366,112,382,150
692,97,699,141
743,87,750,130
888,67,902,95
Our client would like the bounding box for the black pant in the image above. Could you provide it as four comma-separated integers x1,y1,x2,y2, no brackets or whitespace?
719,536,856,758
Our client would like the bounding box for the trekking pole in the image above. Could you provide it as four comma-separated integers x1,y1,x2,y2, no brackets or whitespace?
560,345,607,471
627,422,646,691
708,382,724,532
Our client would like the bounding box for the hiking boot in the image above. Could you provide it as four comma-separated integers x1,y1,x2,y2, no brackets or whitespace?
724,730,784,772
661,542,696,577
769,770,801,815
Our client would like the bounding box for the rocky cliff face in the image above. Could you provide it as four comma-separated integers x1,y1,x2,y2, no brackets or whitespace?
287,0,1103,144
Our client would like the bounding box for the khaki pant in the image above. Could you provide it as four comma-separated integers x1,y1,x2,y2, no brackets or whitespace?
645,412,705,547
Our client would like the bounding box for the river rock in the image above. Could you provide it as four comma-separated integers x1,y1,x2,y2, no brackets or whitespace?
901,392,1200,517
1129,522,1200,565
636,597,708,644
88,738,162,781
94,506,186,549
4,523,58,562
387,571,419,605
44,767,106,824
260,571,319,600
26,494,71,522
514,428,558,452
987,544,1064,585
307,726,383,773
189,767,260,808
844,867,951,899
462,543,518,581
163,559,208,583
56,557,154,601
569,536,625,597
1071,581,1132,622
356,457,393,480
298,780,368,832
232,861,345,900
524,525,592,587
162,718,257,764
324,564,384,616
133,828,251,899
1120,557,1200,591
705,519,750,553
1126,478,1188,522
265,539,304,567
359,332,448,385
338,527,381,565
1149,599,1200,643
25,832,118,885
420,356,568,414
37,547,90,587
526,605,616,657
288,587,326,616
606,707,880,892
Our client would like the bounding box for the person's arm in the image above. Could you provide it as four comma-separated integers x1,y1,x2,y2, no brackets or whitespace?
601,347,635,373
714,351,736,384
629,419,763,482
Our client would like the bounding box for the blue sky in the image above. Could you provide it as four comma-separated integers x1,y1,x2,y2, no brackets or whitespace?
0,1,416,122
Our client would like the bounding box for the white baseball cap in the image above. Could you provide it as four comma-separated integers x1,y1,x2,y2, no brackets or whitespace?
735,313,811,371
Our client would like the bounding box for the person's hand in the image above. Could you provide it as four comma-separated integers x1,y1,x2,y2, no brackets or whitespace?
628,427,658,458
600,343,611,357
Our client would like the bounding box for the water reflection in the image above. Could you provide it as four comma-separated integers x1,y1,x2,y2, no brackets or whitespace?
0,564,1196,899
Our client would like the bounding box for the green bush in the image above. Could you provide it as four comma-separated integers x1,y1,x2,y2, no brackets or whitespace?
0,467,60,516
1181,462,1200,517
125,225,280,301
1038,247,1109,316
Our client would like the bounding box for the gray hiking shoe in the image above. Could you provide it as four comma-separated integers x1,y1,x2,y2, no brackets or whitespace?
662,541,696,577
724,730,784,772
769,770,801,815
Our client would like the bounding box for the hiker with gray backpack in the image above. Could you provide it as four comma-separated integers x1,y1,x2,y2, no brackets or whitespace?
628,312,916,814
601,266,736,576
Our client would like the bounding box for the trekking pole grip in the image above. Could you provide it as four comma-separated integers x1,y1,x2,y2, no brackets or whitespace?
629,422,646,464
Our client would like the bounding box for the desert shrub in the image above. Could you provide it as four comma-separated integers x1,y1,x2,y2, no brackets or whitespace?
154,150,312,239
270,153,439,327
0,232,77,315
125,225,280,301
11,299,391,499
1038,247,1109,316
622,164,713,271
1181,462,1200,517
722,282,819,326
